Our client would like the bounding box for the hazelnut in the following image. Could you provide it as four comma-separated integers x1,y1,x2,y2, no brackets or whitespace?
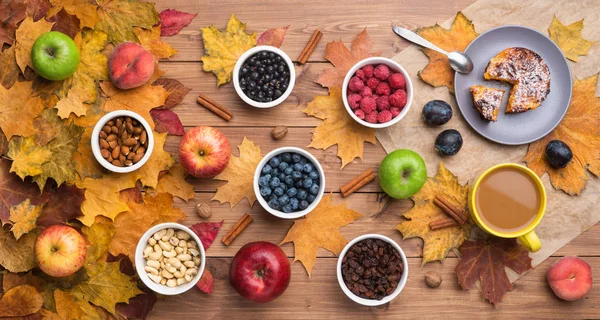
424,271,442,288
271,126,288,140
195,203,212,219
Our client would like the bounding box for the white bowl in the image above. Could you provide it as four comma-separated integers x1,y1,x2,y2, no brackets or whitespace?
336,234,409,306
91,110,154,173
135,223,206,295
342,57,414,129
253,147,325,219
233,45,296,108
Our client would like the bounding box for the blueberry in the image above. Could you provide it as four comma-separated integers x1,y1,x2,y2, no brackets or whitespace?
299,200,309,210
282,204,293,213
273,187,284,196
284,176,294,186
309,171,319,180
279,162,289,170
292,171,303,181
269,157,281,167
300,157,307,165
307,194,316,203
293,163,303,171
290,198,299,210
284,167,294,175
260,186,272,197
292,154,302,163
258,176,269,187
272,168,279,176
278,195,290,206
262,164,272,174
286,187,297,197
268,194,277,202
268,199,280,210
269,177,280,188
279,183,287,192
302,178,313,189
297,189,307,200
278,173,286,181
309,183,319,195
281,153,292,162
303,163,313,173
295,180,304,188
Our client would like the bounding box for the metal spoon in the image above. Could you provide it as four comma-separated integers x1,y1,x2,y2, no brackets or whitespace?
392,26,474,74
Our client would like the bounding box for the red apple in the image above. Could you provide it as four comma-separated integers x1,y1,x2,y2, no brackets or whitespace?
35,225,87,277
547,256,593,301
229,241,291,303
179,126,231,178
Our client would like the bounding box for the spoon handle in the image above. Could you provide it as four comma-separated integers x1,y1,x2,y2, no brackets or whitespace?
392,26,448,55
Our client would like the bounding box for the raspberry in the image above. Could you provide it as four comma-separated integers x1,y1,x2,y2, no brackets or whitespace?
377,110,393,123
365,111,378,123
374,64,391,81
347,93,362,110
348,76,364,92
376,95,390,111
362,65,374,78
366,77,380,90
389,73,406,89
354,109,365,120
375,82,391,96
359,97,376,113
355,69,366,80
390,107,402,118
389,90,407,108
359,86,372,97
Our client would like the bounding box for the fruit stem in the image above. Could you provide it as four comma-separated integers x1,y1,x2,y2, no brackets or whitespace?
45,47,55,57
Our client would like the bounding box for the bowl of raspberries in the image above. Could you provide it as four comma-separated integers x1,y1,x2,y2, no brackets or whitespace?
342,57,413,128
254,147,325,219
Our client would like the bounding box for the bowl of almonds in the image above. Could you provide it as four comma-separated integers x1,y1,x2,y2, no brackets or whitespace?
91,110,154,173
135,223,205,295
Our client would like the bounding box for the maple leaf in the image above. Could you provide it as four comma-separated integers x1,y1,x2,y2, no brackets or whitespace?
196,269,214,294
15,17,54,73
212,137,261,208
416,12,478,93
36,185,85,227
134,26,177,59
524,74,600,195
303,88,376,168
9,199,43,240
0,130,7,157
24,0,50,22
82,218,115,264
0,285,43,317
158,9,197,36
69,259,143,316
0,80,46,140
257,26,289,48
0,46,20,89
456,237,532,304
41,289,85,320
201,14,257,86
150,109,184,135
100,81,169,129
281,195,363,276
396,162,470,265
115,290,157,320
72,126,105,180
0,0,27,46
0,226,37,272
95,0,159,44
128,131,175,189
152,163,195,201
2,271,46,293
152,78,191,109
548,15,595,62
145,192,186,225
76,177,131,226
315,29,381,89
0,159,48,223
47,8,81,39
48,0,99,28
7,136,52,179
190,221,224,250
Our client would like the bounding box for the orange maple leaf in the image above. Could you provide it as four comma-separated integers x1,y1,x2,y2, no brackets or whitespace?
100,81,169,129
0,80,45,140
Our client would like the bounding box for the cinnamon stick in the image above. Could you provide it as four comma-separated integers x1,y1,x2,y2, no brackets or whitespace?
297,29,323,64
197,94,233,121
340,168,375,197
433,195,467,224
222,213,253,246
429,217,458,231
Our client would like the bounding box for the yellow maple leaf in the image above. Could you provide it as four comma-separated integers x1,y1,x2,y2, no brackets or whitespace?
396,162,470,265
416,12,478,93
212,137,261,208
548,15,595,62
40,289,85,320
303,88,376,168
281,195,362,276
134,26,177,59
0,226,37,272
47,0,99,28
151,163,195,201
75,177,132,227
0,46,19,89
0,80,45,140
96,0,159,44
72,126,105,180
15,17,54,73
82,218,115,265
7,136,52,179
9,199,43,240
100,81,169,129
148,192,186,224
524,74,600,195
201,14,257,86
0,285,43,318
123,131,174,189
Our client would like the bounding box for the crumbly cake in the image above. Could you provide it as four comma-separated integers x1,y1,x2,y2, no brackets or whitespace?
470,85,504,121
484,47,551,113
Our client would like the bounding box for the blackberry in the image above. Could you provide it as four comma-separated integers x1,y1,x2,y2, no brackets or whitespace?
239,51,290,103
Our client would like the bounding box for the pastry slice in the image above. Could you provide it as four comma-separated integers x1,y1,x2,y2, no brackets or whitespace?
470,85,504,122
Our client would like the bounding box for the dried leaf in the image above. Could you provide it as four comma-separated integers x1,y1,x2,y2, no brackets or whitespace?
24,0,50,22
41,289,85,320
0,80,46,140
100,82,169,129
146,192,185,225
47,0,98,28
201,14,257,86
456,237,532,304
212,137,261,208
130,131,175,189
15,17,54,73
82,219,115,264
0,129,8,156
47,8,80,39
158,9,197,36
152,78,191,109
0,285,43,317
134,26,177,59
106,253,135,276
396,162,470,265
37,185,85,227
0,159,48,223
7,136,52,179
0,226,37,272
257,26,289,48
76,177,131,226
2,271,46,292
281,195,362,276
303,88,376,168
416,12,478,93
548,15,595,62
71,126,105,180
196,269,214,294
315,29,380,89
115,290,157,320
150,109,184,136
9,199,43,240
524,74,600,195
190,221,224,250
95,0,159,44
0,46,20,89
0,0,27,46
153,164,195,201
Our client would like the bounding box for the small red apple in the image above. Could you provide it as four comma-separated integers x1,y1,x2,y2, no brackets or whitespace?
35,225,87,277
229,241,291,303
179,126,231,178
547,256,593,301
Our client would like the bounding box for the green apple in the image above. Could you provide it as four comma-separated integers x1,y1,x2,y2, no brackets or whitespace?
31,31,80,81
378,149,427,199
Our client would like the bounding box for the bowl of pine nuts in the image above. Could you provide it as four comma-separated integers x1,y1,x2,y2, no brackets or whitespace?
135,223,205,295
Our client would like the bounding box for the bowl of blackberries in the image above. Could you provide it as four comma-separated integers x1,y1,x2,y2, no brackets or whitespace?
233,46,295,108
337,234,408,306
254,147,325,219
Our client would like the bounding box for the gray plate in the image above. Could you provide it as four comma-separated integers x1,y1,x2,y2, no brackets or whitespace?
454,25,572,145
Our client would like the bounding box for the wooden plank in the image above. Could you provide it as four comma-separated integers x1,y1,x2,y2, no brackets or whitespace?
148,256,600,319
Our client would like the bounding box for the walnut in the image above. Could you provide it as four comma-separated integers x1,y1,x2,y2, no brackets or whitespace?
271,126,288,140
195,203,212,219
424,271,442,288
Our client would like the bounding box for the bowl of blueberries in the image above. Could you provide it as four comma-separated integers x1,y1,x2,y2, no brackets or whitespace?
233,46,295,108
254,147,325,219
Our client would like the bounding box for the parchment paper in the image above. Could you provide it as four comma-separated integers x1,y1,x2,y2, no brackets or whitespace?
377,0,600,281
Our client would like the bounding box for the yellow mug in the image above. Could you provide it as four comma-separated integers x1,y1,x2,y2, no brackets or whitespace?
468,163,546,252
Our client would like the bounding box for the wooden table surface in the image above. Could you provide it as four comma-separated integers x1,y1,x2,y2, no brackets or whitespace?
150,0,599,318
